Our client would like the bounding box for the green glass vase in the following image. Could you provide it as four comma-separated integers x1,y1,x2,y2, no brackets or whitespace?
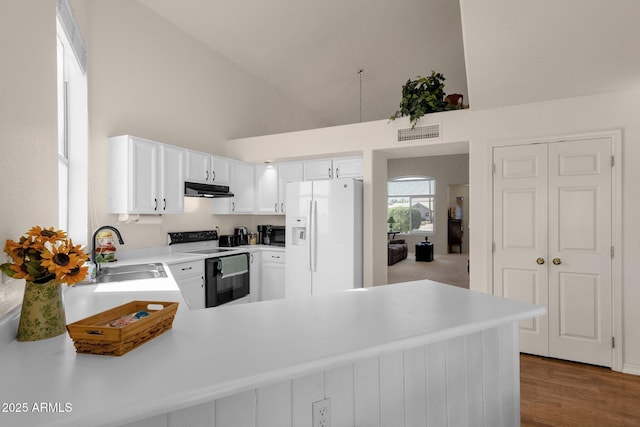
16,279,67,341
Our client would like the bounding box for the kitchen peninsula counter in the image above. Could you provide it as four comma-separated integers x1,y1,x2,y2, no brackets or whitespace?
0,280,544,427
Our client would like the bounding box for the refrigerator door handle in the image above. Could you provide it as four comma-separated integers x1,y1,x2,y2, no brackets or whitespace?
307,200,313,272
311,200,318,272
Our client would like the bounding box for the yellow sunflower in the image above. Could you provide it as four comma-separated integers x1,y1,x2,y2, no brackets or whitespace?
61,264,89,285
8,264,35,282
4,239,25,264
27,226,67,245
40,243,75,276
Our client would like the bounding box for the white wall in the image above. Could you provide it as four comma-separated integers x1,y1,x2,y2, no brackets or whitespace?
85,0,324,249
0,1,58,239
388,154,469,255
227,88,640,372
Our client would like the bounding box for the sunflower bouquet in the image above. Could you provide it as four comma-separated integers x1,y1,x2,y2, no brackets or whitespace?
1,226,89,286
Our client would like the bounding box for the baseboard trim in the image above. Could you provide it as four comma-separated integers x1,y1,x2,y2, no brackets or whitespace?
622,363,640,376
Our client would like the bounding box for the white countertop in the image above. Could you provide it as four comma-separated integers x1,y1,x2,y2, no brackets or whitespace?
0,279,544,427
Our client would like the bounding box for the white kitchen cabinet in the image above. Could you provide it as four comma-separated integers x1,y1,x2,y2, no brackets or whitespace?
261,250,285,301
185,150,229,185
303,158,334,180
333,156,363,179
303,156,362,181
277,161,303,214
254,164,279,214
108,135,184,214
212,160,255,214
249,250,261,303
255,161,303,215
169,260,205,310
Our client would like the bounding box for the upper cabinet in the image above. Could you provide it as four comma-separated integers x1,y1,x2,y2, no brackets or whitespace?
108,135,184,214
255,163,279,214
212,160,255,214
278,162,304,214
254,161,304,215
303,156,362,180
185,150,229,185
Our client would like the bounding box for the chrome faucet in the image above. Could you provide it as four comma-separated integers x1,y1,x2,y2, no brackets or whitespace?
91,226,125,272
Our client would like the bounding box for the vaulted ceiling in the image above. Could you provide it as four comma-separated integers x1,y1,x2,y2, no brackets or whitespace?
138,0,640,128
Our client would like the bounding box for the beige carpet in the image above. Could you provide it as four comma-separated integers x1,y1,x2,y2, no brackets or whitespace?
388,252,469,289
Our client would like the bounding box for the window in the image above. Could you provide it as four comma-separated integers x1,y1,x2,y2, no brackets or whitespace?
387,176,435,234
57,0,88,245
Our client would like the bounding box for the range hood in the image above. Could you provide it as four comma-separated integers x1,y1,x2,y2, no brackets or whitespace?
184,181,234,198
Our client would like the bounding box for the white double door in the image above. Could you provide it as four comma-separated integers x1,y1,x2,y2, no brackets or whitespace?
493,138,613,367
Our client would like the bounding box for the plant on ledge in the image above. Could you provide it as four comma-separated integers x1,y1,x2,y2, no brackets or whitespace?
389,71,449,129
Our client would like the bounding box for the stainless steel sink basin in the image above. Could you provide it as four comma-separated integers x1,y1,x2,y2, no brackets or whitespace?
96,263,167,283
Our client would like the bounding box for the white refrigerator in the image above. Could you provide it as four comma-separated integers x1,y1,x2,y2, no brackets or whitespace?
285,178,363,297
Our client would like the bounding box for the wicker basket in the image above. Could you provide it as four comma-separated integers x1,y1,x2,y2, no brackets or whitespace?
66,301,178,356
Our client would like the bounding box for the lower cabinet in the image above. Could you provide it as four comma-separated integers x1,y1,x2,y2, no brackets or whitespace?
260,250,285,301
169,261,205,310
248,250,261,303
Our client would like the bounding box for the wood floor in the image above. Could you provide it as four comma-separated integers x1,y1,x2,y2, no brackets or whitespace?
520,354,640,426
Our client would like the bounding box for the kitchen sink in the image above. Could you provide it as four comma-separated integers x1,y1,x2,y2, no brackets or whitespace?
96,263,167,283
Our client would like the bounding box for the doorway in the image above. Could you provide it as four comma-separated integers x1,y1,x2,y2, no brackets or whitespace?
492,136,617,367
386,152,469,287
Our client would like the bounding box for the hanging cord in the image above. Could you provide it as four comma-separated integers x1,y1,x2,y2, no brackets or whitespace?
358,69,364,122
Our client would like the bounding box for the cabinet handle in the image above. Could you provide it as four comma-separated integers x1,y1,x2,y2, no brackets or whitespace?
281,203,284,213
154,198,158,211
275,203,278,213
272,255,280,259
181,266,193,271
536,257,545,265
328,168,332,178
212,170,216,181
250,253,254,263
163,198,167,210
553,258,562,265
336,167,339,178
205,170,209,181
201,276,204,288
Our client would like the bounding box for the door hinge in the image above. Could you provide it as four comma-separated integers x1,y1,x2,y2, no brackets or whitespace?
611,246,615,258
492,163,496,174
612,337,615,349
611,155,615,167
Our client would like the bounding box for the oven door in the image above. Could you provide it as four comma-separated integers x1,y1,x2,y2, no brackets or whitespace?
205,253,250,307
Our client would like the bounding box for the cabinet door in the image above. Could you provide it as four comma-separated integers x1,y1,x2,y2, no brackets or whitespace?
334,156,363,179
230,161,255,213
130,137,159,213
185,150,210,183
160,144,184,213
278,162,303,214
304,159,333,180
211,155,230,184
249,251,261,302
177,274,205,310
261,257,285,301
255,164,279,214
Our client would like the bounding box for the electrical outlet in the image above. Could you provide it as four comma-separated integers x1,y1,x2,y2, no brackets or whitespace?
312,398,331,427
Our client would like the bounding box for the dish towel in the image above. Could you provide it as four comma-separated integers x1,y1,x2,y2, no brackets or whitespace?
219,255,248,279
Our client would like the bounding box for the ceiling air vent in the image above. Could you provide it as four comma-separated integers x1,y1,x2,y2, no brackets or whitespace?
397,124,441,143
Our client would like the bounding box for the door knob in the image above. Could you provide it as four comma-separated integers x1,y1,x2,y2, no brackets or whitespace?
553,258,562,265
536,257,545,265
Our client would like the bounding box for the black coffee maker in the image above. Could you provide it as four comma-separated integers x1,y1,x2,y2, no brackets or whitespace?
257,225,271,245
234,227,249,245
